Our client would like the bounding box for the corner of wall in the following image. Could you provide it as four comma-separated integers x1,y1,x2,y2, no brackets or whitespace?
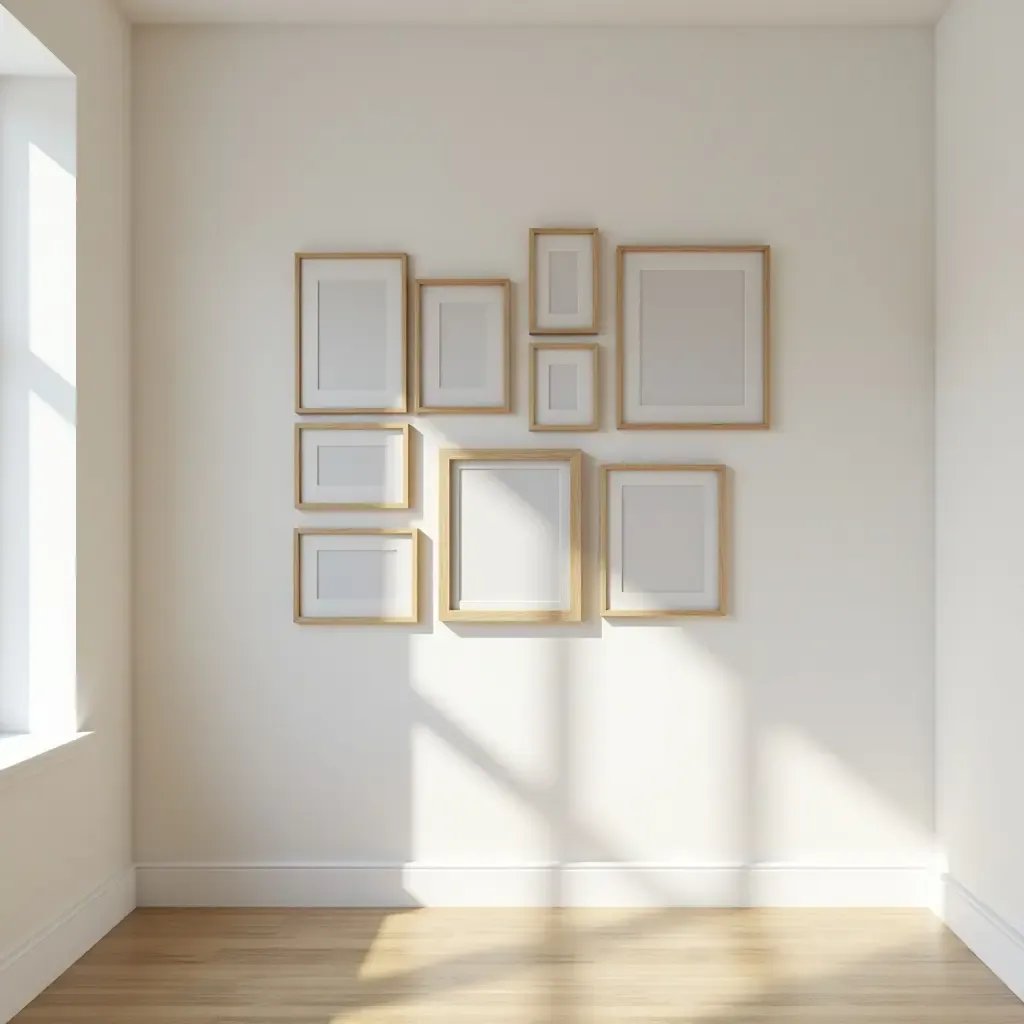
0,867,136,1023
941,876,1024,1004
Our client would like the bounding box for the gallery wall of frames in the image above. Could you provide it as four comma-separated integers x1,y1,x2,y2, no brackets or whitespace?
292,235,770,626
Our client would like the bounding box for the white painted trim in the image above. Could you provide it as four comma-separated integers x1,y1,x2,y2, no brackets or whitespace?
941,876,1024,1004
136,862,934,909
0,732,94,793
117,0,953,29
0,866,136,1023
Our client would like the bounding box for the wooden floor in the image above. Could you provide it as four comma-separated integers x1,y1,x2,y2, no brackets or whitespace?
13,908,1024,1023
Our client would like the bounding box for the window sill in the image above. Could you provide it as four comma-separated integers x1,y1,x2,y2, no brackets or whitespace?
0,731,94,790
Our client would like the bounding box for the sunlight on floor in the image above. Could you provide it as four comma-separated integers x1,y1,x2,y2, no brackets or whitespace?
333,908,972,1023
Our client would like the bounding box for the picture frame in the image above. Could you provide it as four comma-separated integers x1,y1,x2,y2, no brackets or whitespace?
295,422,411,510
414,278,512,413
294,528,419,625
530,228,600,335
529,342,599,432
295,252,408,415
601,464,727,617
440,449,583,623
616,245,770,429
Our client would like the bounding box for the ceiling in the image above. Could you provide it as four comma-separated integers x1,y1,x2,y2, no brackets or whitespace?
0,7,70,74
118,0,953,27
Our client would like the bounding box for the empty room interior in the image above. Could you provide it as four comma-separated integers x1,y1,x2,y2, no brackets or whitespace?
1,0,1022,1020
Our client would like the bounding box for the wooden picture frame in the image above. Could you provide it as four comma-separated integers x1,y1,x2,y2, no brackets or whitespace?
295,422,411,510
616,245,770,429
529,342,599,432
294,528,419,625
414,278,512,413
440,449,582,623
295,252,408,415
530,228,600,335
601,464,727,617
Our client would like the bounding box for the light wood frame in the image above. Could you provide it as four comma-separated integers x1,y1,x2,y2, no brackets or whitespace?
439,448,583,623
294,528,420,625
600,463,728,618
529,342,600,432
616,245,771,430
529,228,600,336
295,422,411,510
414,278,512,414
295,252,409,415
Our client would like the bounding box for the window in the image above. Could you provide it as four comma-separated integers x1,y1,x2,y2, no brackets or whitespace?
0,17,77,742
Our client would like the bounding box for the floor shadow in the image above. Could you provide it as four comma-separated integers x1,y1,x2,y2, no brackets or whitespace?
17,908,1024,1024
665,913,1024,1023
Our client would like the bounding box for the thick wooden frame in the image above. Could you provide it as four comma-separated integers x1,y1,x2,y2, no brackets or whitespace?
600,463,728,618
295,252,409,415
294,422,411,510
414,278,512,414
616,245,771,430
293,528,420,625
439,448,583,623
529,228,600,336
529,342,600,432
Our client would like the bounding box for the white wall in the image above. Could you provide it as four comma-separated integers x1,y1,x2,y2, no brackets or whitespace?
0,1,132,1016
936,0,1024,992
133,26,936,906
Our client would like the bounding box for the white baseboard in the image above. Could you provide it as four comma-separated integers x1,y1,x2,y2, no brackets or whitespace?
942,876,1024,1003
0,866,136,1023
136,862,933,909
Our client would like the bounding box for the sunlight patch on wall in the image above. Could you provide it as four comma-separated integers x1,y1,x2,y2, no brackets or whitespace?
760,726,933,866
28,141,76,386
573,630,747,864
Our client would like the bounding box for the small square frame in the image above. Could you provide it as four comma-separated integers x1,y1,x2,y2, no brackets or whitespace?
529,342,599,432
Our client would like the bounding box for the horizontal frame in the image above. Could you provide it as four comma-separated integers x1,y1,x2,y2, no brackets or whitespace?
414,278,512,414
294,528,420,625
529,342,600,432
616,245,770,430
295,252,409,415
600,463,727,618
440,448,583,623
530,228,600,336
294,422,411,510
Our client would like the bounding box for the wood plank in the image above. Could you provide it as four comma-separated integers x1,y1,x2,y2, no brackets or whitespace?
13,909,1024,1023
